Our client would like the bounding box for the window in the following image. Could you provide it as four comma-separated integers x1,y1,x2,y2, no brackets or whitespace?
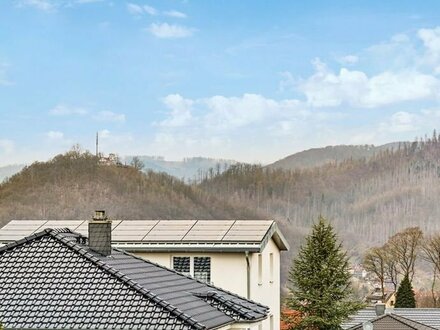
194,257,211,283
172,256,211,283
172,257,191,276
258,253,263,285
269,252,274,283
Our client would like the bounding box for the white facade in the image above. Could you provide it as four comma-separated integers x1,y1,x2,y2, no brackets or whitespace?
134,237,281,330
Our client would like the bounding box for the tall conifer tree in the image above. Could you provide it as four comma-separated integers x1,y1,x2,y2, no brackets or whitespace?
395,275,416,308
287,216,362,329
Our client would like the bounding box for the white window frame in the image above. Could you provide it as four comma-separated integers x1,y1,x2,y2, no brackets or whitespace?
171,255,211,283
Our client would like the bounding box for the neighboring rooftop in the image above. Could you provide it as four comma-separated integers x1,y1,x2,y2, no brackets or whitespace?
0,228,268,330
342,308,440,329
0,219,289,252
346,313,437,330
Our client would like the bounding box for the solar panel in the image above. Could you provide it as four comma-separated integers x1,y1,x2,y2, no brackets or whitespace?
74,220,122,236
143,220,197,241
36,220,84,232
222,220,273,241
0,219,275,244
182,220,234,241
0,220,48,240
112,220,158,241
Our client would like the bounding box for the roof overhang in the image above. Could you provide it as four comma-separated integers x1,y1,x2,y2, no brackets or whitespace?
260,222,290,251
114,242,263,253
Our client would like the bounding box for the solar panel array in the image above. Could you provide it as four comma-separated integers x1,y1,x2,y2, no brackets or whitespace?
0,219,274,243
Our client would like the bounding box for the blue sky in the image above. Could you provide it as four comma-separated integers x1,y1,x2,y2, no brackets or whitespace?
1,0,440,165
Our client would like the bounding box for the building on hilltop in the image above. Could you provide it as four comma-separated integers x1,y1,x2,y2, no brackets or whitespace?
0,213,289,330
0,214,269,330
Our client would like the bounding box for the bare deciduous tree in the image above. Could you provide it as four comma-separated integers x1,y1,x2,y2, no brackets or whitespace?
388,227,423,283
383,243,399,291
130,157,145,171
421,234,440,307
363,247,386,298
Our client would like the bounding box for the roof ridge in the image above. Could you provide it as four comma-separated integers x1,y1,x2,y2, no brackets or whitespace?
0,228,52,254
115,247,269,310
388,313,437,330
45,229,207,330
195,291,265,321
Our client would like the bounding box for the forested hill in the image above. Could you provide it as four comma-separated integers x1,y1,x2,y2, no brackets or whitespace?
4,139,440,289
267,142,402,170
198,138,440,282
0,150,262,228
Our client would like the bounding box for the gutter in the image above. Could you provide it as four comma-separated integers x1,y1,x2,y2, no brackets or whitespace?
245,251,251,299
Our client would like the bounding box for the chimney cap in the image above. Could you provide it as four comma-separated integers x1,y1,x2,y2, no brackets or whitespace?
93,210,108,221
375,302,386,316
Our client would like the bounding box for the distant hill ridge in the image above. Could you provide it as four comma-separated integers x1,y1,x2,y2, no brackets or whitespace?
0,164,26,183
124,156,236,181
267,142,405,170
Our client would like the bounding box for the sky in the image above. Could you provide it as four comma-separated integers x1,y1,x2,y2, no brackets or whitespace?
2,0,440,165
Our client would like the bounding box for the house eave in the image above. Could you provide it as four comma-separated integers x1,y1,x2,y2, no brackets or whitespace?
114,241,262,253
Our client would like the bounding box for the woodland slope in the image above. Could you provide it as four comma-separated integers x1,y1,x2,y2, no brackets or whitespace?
0,150,261,229
4,138,440,288
199,137,440,284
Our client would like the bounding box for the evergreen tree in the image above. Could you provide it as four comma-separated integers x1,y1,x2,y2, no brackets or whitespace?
286,216,363,329
395,275,416,308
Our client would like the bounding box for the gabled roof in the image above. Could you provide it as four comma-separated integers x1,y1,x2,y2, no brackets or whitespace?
342,308,440,329
0,228,268,330
346,313,437,330
0,219,289,252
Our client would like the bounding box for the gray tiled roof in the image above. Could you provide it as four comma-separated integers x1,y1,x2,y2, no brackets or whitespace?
342,308,440,329
347,313,437,329
0,228,268,330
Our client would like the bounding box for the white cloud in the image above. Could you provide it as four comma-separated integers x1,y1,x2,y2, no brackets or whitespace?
0,62,13,86
127,3,157,16
278,71,295,92
0,139,14,154
46,131,64,140
75,0,105,3
97,129,133,152
49,104,88,116
379,112,420,133
147,23,194,38
151,93,341,162
203,94,288,129
95,111,126,122
99,129,111,138
127,3,143,15
338,55,359,65
143,5,157,15
298,58,440,108
16,0,56,12
159,94,193,127
418,27,440,73
164,10,187,18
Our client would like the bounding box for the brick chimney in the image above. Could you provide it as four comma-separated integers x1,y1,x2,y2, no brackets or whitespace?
88,210,112,256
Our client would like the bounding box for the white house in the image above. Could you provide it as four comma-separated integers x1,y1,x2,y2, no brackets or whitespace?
0,215,289,330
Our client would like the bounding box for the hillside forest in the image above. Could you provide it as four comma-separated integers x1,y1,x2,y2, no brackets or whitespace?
2,133,440,289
